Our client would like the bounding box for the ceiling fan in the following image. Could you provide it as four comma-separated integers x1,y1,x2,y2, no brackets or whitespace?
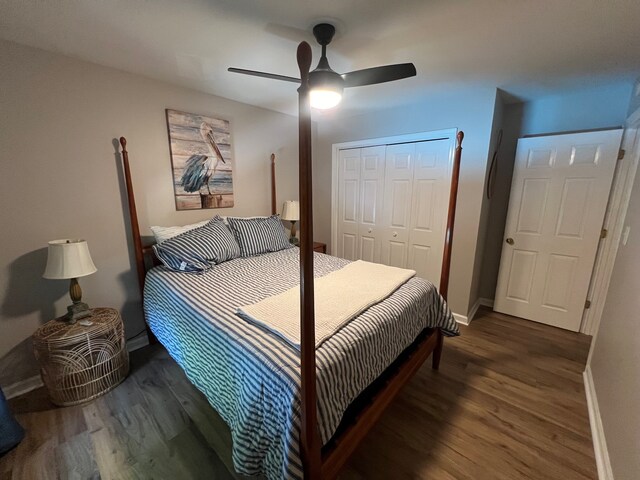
228,23,416,110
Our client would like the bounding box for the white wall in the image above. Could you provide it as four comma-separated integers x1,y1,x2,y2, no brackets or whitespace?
0,40,299,386
520,83,633,136
468,92,505,311
313,88,498,318
479,83,633,301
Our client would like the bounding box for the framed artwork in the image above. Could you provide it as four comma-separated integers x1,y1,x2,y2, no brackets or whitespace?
166,109,234,210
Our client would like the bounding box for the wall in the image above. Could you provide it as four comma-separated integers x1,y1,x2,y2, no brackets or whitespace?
479,83,633,301
627,77,640,117
478,101,523,303
519,83,632,136
0,40,299,386
589,147,640,479
313,88,498,317
468,92,505,311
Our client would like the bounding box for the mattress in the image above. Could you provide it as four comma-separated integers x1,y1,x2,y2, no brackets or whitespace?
144,248,458,479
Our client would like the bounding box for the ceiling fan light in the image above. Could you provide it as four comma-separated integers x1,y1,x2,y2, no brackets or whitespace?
310,88,342,109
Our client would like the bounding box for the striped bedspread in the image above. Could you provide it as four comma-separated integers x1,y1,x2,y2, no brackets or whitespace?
144,248,458,479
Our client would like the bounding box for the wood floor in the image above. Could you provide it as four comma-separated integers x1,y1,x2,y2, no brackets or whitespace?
1,308,597,479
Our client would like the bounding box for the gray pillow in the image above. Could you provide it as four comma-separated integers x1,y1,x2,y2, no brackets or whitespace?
227,215,292,257
153,216,241,272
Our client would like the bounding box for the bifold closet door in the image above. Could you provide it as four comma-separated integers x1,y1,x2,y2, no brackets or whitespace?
336,146,386,261
380,143,415,268
380,140,450,288
336,137,452,288
408,139,451,288
336,148,361,261
357,146,386,263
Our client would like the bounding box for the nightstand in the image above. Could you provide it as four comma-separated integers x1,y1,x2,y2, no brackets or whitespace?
32,308,129,406
313,242,327,254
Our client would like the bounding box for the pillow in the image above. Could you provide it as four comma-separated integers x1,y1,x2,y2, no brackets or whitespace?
227,215,292,257
153,217,241,272
217,215,268,225
153,246,207,273
150,219,209,244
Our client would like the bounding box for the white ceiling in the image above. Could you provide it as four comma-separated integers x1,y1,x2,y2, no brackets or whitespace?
1,0,640,116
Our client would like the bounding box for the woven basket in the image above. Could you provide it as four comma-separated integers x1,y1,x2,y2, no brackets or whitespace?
33,308,129,406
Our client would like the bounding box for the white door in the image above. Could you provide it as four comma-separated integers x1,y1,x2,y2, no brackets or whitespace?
380,143,415,268
336,148,360,261
407,139,451,288
357,146,386,263
494,129,623,331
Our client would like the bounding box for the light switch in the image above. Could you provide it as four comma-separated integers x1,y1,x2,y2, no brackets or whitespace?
622,226,631,246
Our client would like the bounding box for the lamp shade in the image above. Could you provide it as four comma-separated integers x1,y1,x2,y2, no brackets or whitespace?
309,69,343,110
281,200,300,222
43,239,97,280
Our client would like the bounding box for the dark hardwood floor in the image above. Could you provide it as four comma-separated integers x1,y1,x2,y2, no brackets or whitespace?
1,308,596,479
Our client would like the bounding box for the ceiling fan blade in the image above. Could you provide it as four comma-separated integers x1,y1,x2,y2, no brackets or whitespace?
228,67,300,84
342,63,416,88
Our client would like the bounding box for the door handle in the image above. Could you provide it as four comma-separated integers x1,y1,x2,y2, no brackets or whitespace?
506,237,515,245
368,228,372,233
392,232,398,238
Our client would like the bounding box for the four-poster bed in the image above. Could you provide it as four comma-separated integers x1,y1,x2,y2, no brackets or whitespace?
117,41,463,480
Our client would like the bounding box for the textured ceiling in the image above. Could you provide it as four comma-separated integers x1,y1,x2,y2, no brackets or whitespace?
1,0,639,115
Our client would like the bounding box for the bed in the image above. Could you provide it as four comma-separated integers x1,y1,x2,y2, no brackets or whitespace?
118,41,464,480
144,246,457,478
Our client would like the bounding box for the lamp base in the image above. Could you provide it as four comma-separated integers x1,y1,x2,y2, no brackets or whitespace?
289,236,299,246
66,302,91,323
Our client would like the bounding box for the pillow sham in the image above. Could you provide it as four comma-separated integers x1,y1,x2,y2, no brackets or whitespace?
150,219,209,244
153,217,241,272
227,215,292,257
217,215,268,225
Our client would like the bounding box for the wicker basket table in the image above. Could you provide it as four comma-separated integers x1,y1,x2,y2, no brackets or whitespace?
33,308,129,406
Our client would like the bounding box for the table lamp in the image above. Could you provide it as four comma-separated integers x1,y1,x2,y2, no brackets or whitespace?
43,239,97,323
281,200,300,245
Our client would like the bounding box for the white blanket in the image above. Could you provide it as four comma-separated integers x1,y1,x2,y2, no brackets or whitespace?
237,260,416,349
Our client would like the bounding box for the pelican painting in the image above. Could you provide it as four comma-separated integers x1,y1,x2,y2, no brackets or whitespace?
166,109,234,210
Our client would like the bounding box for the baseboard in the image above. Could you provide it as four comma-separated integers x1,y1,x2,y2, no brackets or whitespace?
583,365,614,480
453,312,470,325
5,334,150,400
479,297,494,308
5,375,43,399
453,298,495,326
127,334,150,352
468,298,482,323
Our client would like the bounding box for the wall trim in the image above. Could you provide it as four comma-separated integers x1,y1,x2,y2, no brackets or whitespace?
5,333,151,399
479,297,494,308
453,312,470,326
583,365,614,480
582,114,640,335
127,334,150,352
453,297,494,326
467,298,482,324
4,375,43,400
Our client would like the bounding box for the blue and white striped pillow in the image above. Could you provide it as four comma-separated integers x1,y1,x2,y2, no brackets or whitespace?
153,216,241,272
227,215,292,257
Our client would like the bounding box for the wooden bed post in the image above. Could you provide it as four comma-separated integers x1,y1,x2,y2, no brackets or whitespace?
118,137,157,344
433,130,464,369
271,153,277,215
296,42,322,479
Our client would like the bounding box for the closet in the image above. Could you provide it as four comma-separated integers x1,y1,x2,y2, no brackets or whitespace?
333,133,454,288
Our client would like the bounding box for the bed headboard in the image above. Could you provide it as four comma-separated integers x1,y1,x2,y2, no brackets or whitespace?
117,137,278,340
